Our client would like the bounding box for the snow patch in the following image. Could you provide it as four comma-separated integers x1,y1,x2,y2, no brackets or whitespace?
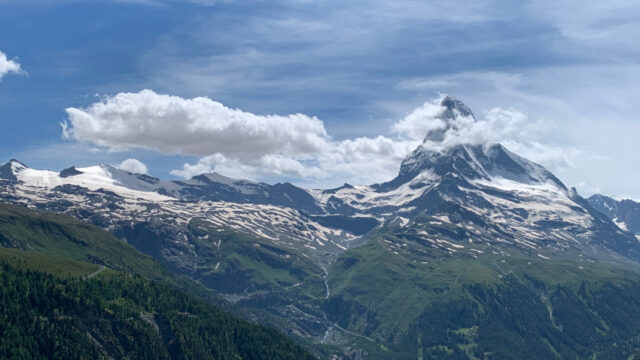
613,218,629,231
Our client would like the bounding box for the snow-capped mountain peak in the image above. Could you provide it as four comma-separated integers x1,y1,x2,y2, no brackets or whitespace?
9,159,28,171
307,98,640,262
377,142,565,196
424,95,476,142
0,160,172,201
0,159,29,182
439,94,475,119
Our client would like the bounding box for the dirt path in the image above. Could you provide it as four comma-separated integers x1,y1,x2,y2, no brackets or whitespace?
84,265,106,280
333,322,388,351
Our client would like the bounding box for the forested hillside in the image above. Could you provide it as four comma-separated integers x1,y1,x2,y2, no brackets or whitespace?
0,258,316,359
0,202,317,359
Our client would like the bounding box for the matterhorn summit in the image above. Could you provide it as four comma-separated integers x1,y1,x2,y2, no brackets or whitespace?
424,95,476,142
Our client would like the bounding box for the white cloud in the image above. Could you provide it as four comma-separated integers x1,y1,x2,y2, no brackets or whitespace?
63,89,330,158
171,153,324,180
392,101,448,141
391,93,534,148
171,135,417,185
170,157,218,179
64,91,578,186
501,140,578,172
0,51,23,81
391,96,579,174
117,158,149,174
396,64,640,191
65,89,420,184
435,107,528,150
397,72,522,93
317,136,419,185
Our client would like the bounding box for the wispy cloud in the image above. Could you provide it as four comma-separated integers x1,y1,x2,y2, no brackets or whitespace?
133,0,529,116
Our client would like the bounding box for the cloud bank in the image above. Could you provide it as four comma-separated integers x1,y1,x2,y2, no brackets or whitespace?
0,51,23,81
63,90,575,186
63,89,329,157
117,158,149,174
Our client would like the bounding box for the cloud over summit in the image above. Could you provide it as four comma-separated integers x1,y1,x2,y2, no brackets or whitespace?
117,158,149,174
62,90,575,186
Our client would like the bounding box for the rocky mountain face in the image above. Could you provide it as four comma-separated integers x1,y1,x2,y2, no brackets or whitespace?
311,98,640,264
322,142,639,262
588,194,640,238
2,96,640,359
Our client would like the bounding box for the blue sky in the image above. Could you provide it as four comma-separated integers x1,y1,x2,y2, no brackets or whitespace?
1,0,640,197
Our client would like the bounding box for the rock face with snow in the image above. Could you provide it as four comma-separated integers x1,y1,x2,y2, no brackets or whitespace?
588,194,640,238
0,159,26,182
310,97,640,263
158,173,323,214
1,95,640,342
311,141,640,262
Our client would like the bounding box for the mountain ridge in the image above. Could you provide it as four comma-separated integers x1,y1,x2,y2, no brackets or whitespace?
2,95,639,289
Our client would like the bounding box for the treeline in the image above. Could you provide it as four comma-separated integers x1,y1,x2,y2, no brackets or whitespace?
0,262,316,360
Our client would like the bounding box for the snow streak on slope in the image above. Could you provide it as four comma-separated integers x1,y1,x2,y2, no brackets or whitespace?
469,176,592,227
162,200,356,251
588,194,640,237
310,169,439,214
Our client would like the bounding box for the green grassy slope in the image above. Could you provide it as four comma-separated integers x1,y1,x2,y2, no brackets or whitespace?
0,247,104,278
187,219,326,301
325,234,640,359
0,203,168,279
178,219,330,337
0,203,232,308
